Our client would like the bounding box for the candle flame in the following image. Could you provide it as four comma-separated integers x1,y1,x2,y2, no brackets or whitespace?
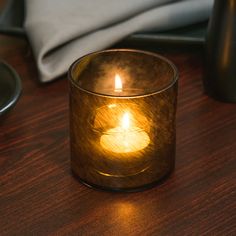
121,112,130,130
114,74,122,92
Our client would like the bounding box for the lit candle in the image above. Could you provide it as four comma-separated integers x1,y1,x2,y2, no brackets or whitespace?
100,111,150,153
69,49,178,191
100,74,150,153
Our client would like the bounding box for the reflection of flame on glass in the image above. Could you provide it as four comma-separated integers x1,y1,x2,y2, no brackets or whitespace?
108,104,116,109
114,74,122,92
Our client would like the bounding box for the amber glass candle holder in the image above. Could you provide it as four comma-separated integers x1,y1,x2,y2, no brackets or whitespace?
69,49,178,192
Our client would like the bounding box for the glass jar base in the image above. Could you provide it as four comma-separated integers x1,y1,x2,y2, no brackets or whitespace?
94,165,151,178
71,167,174,193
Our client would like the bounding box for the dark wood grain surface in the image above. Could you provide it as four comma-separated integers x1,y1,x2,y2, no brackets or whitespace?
0,34,236,236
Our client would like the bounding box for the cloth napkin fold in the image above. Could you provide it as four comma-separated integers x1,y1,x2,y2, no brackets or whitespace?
24,0,213,82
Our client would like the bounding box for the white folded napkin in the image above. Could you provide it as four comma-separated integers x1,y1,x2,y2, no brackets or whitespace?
24,0,213,82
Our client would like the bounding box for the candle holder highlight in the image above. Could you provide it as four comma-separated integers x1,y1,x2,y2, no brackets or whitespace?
69,49,178,192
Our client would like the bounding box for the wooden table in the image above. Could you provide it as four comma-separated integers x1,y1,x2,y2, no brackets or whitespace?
0,35,235,236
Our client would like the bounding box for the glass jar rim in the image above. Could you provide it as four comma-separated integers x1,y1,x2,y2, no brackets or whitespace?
69,49,178,98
